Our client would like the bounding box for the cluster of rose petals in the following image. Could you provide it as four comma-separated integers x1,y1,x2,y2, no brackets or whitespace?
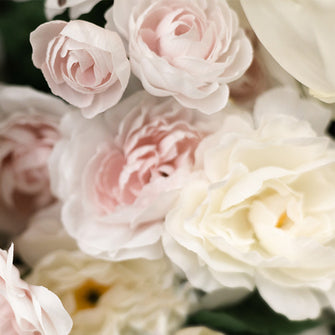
50,91,223,260
45,0,102,20
0,245,72,335
106,0,252,114
163,87,335,320
0,85,68,234
28,250,191,335
30,20,130,119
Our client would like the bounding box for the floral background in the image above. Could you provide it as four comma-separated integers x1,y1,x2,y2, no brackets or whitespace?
1,0,335,334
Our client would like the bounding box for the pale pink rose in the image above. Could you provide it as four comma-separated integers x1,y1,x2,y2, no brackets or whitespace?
0,85,69,235
105,0,253,114
0,244,72,335
49,91,223,260
30,20,130,119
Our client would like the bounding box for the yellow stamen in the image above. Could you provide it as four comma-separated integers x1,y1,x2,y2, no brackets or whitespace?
276,212,288,228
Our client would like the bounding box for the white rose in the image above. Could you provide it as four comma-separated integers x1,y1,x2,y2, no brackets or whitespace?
45,0,102,20
106,0,252,114
163,87,335,320
28,250,192,335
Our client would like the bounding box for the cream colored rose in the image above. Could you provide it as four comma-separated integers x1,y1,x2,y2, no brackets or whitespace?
28,250,192,335
163,87,335,320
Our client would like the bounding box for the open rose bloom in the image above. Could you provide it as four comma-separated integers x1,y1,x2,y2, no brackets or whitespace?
50,91,224,260
0,245,72,334
163,88,335,320
106,0,253,114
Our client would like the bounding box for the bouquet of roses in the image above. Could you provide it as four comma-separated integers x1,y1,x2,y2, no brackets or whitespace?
0,0,335,334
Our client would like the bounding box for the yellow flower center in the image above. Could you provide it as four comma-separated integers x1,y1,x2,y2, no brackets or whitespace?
73,279,110,311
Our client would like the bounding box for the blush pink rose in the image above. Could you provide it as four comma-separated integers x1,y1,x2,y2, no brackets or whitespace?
0,244,72,335
49,91,224,260
105,0,253,114
0,85,69,235
30,20,130,119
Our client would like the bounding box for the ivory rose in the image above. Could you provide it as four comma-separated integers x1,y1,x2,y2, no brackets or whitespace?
0,85,69,235
30,20,130,118
49,91,223,260
105,0,252,114
163,87,335,320
0,245,72,335
28,250,191,335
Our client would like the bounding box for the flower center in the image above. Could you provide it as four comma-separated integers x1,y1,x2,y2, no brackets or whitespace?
73,279,109,311
276,212,292,230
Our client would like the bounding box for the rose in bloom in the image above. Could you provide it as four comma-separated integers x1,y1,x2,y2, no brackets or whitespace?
0,244,72,335
0,85,69,235
44,0,102,20
241,0,335,104
30,20,130,119
50,91,222,260
163,87,335,320
105,0,252,114
28,250,191,335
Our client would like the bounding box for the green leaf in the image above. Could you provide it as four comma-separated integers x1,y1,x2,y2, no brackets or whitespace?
186,292,324,335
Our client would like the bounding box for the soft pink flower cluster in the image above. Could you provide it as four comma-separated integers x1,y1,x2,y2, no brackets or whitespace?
2,0,335,333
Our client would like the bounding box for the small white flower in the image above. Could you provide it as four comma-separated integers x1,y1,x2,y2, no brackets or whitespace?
45,0,102,20
28,250,192,335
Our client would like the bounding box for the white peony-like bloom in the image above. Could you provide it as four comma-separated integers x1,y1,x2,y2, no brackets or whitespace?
28,250,192,335
106,0,252,114
240,0,335,103
163,87,335,320
49,91,223,261
0,245,72,335
15,203,77,267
